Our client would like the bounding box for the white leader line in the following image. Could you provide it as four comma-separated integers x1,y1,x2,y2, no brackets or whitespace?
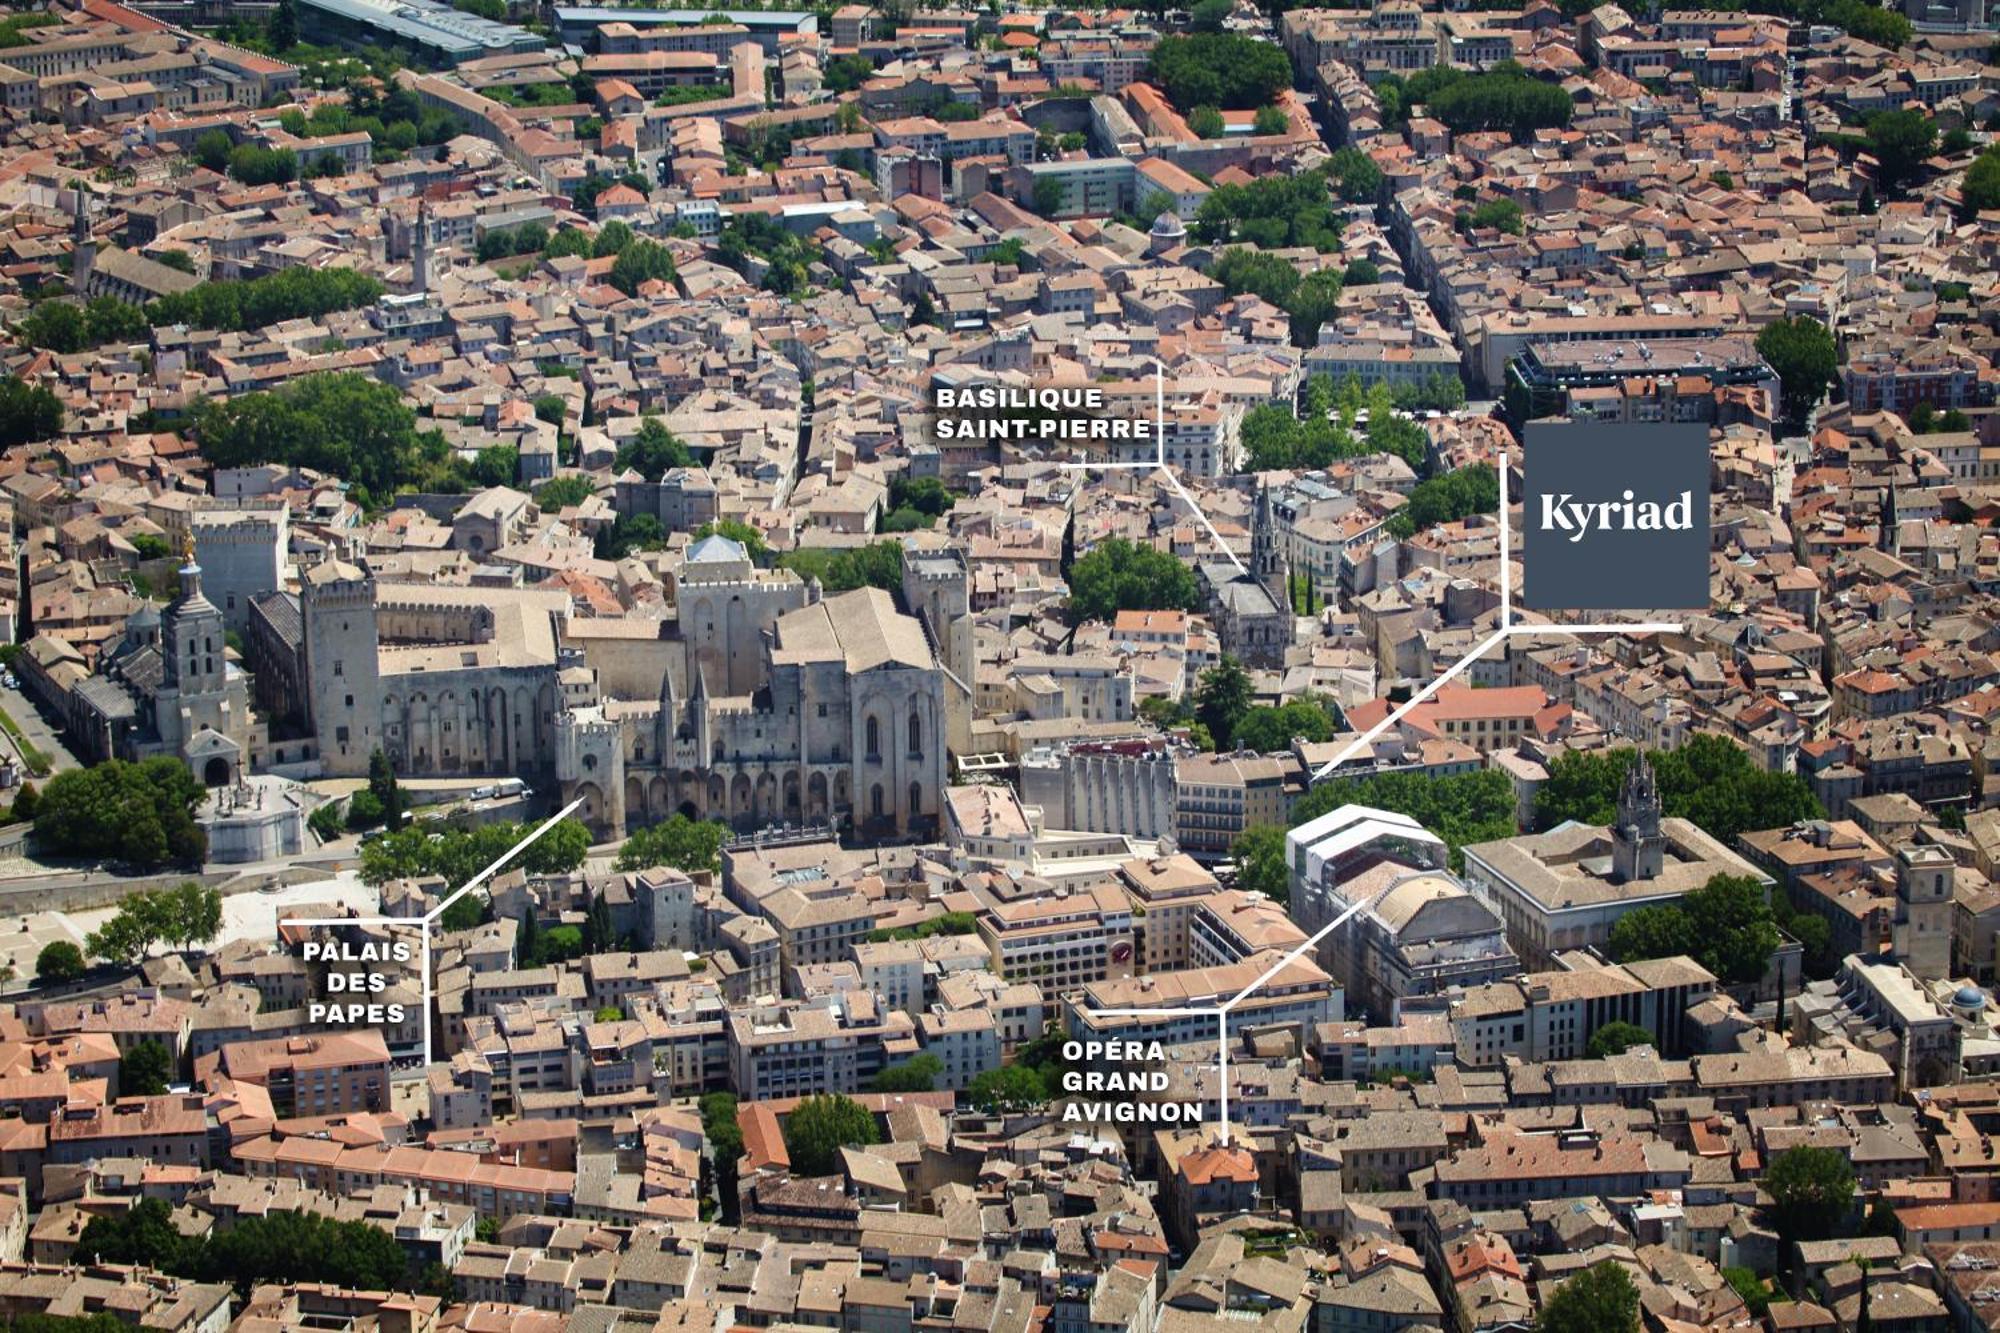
1308,625,1509,782
1058,362,1164,470
1220,881,1392,1012
424,798,586,924
421,919,434,1065
279,799,585,1068
1500,450,1512,631
1057,361,1249,574
1079,403,1712,1130
1506,622,1683,635
1217,1011,1229,1134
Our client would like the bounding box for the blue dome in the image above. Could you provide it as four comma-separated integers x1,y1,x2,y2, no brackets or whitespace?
1955,985,1987,1010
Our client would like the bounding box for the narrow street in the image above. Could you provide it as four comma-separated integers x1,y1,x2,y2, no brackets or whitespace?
0,678,80,778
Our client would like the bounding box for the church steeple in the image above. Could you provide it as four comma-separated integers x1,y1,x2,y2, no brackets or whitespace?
1611,752,1665,882
1251,478,1289,607
162,530,223,695
411,198,434,294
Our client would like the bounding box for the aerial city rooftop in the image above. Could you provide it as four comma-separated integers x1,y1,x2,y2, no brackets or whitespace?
0,0,1994,1326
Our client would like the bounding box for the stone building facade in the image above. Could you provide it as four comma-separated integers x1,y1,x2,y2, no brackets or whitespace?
555,573,949,842
71,549,261,783
299,559,565,779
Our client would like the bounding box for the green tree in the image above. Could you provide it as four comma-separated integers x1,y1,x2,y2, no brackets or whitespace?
1327,146,1383,203
1392,62,1572,140
196,1211,410,1291
368,747,406,831
0,375,65,448
35,940,84,984
1585,1021,1654,1059
1610,874,1779,985
228,145,297,185
889,475,952,518
1607,905,1697,965
1763,1144,1856,1243
1194,655,1255,750
779,541,905,592
823,53,876,93
147,267,384,334
592,220,635,258
537,924,584,963
160,880,222,951
1188,104,1226,139
1535,738,1821,846
360,817,591,888
1785,907,1836,977
37,756,206,870
703,1091,744,1220
609,238,675,295
1148,33,1292,111
595,1004,623,1022
308,800,345,842
1386,465,1499,539
616,814,727,873
517,907,541,968
1231,824,1289,906
1756,315,1839,426
1233,696,1342,752
120,1038,173,1096
1535,1260,1638,1333
270,0,297,49
1828,0,1909,46
1290,768,1516,870
1685,873,1782,984
967,1064,1048,1111
1190,0,1232,29
1962,147,2000,217
693,518,770,559
536,474,596,509
1197,173,1343,252
615,416,694,481
784,1093,880,1175
193,373,441,501
77,1197,195,1271
598,513,668,559
16,300,85,353
192,128,233,172
1031,175,1067,218
869,1053,943,1092
1865,108,1937,195
1067,538,1200,623
1254,103,1289,136
1723,1268,1770,1318
1466,198,1525,235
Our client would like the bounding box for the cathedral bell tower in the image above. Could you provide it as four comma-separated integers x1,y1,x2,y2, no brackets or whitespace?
1611,752,1666,883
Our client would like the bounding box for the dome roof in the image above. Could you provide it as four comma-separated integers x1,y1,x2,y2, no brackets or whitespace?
1956,985,1987,1009
1150,211,1186,238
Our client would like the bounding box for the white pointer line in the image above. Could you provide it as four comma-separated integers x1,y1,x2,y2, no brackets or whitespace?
1220,881,1389,1012
425,798,586,923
